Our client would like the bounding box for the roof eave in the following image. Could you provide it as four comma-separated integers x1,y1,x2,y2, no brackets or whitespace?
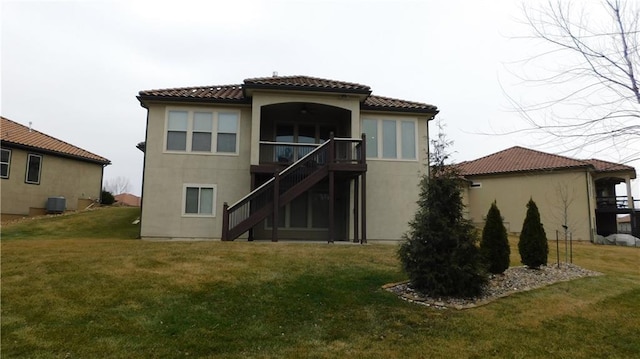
1,141,111,166
137,95,251,107
360,105,439,116
460,165,593,177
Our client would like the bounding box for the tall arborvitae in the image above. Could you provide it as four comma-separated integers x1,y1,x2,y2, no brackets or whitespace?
398,123,487,297
518,198,548,269
480,202,510,274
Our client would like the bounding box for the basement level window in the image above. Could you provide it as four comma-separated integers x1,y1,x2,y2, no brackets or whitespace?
470,182,482,188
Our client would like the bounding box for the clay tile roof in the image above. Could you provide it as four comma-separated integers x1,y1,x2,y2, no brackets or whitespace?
0,116,111,165
363,95,438,113
583,158,635,174
137,75,437,114
243,75,372,94
456,146,589,176
138,84,246,102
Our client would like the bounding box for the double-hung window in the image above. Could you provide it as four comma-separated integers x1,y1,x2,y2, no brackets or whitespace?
192,112,213,152
25,153,42,184
183,184,216,216
167,111,188,151
1,148,11,179
165,109,239,154
362,118,417,160
217,113,238,153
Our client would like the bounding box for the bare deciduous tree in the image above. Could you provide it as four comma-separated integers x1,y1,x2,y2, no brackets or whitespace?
507,0,639,162
104,176,131,195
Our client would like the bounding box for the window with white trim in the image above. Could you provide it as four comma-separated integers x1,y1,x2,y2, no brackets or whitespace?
362,118,417,160
183,184,216,216
1,148,11,179
25,153,42,184
165,109,239,154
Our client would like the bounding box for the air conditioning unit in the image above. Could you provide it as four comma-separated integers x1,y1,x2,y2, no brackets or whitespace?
46,197,66,214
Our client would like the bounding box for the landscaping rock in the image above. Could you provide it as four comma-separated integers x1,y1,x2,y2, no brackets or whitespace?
384,263,602,309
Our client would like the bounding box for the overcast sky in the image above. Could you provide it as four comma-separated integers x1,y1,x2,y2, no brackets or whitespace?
2,0,638,197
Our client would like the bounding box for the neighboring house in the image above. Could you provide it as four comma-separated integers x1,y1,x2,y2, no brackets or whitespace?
617,215,631,234
1,116,111,221
137,75,438,241
114,193,141,207
457,146,638,242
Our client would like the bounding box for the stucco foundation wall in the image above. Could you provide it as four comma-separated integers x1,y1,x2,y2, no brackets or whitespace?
1,147,103,216
463,170,592,242
140,104,252,240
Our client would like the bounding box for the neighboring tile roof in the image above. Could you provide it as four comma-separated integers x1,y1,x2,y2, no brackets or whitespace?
114,193,141,207
457,146,636,177
138,75,438,114
457,146,591,176
0,116,111,165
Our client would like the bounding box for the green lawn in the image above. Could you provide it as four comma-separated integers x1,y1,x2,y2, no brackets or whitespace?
2,207,639,358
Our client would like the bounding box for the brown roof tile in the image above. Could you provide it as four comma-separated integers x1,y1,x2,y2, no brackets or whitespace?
243,75,372,94
0,116,111,165
583,158,636,174
138,75,438,114
138,84,245,102
457,146,636,178
363,95,438,113
456,146,590,176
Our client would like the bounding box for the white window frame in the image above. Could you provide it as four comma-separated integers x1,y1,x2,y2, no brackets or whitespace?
361,118,418,161
182,184,217,217
1,148,11,179
25,153,42,185
164,108,240,155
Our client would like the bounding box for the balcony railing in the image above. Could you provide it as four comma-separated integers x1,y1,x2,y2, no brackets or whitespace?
259,141,320,165
258,138,364,166
596,196,638,209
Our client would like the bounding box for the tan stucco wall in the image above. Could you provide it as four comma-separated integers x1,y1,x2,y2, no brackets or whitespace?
462,170,593,242
139,97,432,241
359,111,429,241
140,103,252,239
1,147,103,216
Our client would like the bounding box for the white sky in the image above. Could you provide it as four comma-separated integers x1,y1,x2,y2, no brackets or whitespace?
2,0,638,197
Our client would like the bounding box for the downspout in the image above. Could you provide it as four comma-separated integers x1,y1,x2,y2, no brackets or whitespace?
585,171,594,242
138,109,150,239
100,163,106,205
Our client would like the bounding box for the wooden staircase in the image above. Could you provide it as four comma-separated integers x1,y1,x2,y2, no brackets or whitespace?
222,135,366,242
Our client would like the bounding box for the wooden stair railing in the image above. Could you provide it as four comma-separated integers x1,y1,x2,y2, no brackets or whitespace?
222,140,331,241
221,135,366,242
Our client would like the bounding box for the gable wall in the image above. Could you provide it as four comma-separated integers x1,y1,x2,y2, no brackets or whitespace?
1,146,103,216
462,169,594,242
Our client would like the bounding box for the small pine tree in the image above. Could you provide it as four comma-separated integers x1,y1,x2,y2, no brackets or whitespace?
480,202,511,274
398,123,487,297
101,190,115,205
518,198,548,269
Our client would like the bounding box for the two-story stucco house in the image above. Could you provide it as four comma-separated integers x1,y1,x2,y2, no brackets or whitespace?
457,146,638,242
1,116,111,221
137,75,438,241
